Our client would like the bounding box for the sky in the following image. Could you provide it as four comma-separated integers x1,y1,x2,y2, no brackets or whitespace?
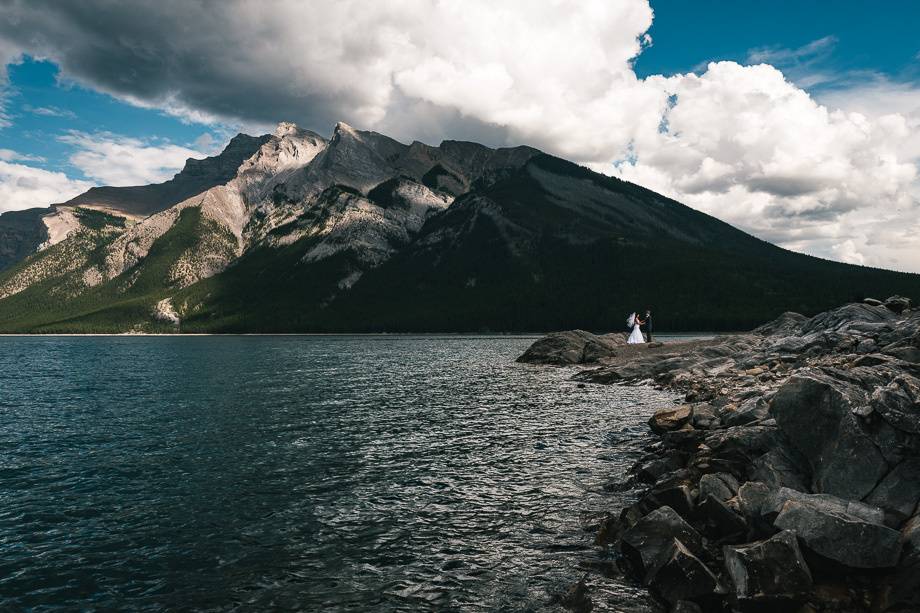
0,0,918,271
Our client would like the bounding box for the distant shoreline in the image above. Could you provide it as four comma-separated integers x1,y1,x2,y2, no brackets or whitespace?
0,332,723,339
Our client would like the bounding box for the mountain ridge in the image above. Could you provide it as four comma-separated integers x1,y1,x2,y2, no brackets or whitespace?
0,121,917,333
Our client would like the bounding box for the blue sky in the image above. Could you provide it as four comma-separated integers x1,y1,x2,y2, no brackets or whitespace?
0,0,918,271
636,0,920,81
0,59,223,179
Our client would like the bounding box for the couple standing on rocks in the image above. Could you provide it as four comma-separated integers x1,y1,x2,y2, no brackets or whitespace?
628,309,653,344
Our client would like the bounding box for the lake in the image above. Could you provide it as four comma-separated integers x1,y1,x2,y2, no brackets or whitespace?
0,336,675,611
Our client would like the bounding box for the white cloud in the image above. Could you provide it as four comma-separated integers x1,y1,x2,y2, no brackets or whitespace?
0,86,11,129
0,149,44,162
0,159,94,212
610,62,920,270
25,104,77,119
58,131,204,186
747,35,837,66
0,1,919,270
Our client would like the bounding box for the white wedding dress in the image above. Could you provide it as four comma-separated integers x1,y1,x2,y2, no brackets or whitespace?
627,321,645,344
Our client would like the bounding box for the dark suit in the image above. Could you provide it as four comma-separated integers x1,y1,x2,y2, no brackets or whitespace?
643,313,653,342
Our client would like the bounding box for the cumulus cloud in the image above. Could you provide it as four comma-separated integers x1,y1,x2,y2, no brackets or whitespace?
0,0,918,270
58,131,204,186
609,62,919,268
0,159,94,211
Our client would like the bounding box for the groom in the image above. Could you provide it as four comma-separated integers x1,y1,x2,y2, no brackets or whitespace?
642,309,653,342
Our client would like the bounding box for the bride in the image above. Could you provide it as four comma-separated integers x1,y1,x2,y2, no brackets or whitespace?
627,312,645,344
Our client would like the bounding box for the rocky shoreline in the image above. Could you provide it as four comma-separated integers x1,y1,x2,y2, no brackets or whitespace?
520,296,920,612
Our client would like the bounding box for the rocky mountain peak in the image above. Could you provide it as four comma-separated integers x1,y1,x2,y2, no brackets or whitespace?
180,133,270,180
273,121,301,138
332,121,360,139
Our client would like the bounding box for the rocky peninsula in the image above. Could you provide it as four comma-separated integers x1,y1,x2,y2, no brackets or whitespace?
520,296,920,612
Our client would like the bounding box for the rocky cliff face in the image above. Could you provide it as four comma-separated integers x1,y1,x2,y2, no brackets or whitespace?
544,296,920,611
0,208,48,272
0,121,541,331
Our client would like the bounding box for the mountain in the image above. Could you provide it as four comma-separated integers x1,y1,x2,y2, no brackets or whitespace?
0,133,271,275
0,208,49,272
0,122,918,333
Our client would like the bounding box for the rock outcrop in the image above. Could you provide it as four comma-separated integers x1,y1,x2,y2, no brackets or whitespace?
0,208,48,272
570,297,920,611
516,329,626,365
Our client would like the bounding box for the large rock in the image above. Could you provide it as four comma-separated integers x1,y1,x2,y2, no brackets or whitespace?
516,330,625,365
885,295,913,314
870,375,920,434
704,425,779,462
877,514,920,613
697,495,748,542
763,487,885,524
774,499,902,568
801,302,897,335
647,539,719,604
754,311,808,336
648,405,693,434
620,506,706,582
638,484,695,520
698,472,739,503
865,458,920,524
770,371,888,500
723,530,812,603
721,396,770,427
751,447,808,491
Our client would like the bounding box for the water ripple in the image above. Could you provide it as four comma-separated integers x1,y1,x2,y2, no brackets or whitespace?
0,336,672,611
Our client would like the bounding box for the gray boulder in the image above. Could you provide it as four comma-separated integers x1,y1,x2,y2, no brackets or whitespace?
704,425,779,462
721,396,770,427
801,302,896,335
697,495,748,542
648,539,719,604
865,458,920,524
690,403,719,429
699,472,740,503
620,506,706,582
516,329,626,365
774,499,902,568
723,530,812,603
883,345,920,364
885,295,913,314
638,484,695,520
770,371,888,500
754,311,808,336
736,484,886,527
736,482,773,519
879,513,920,613
751,447,808,491
870,375,920,434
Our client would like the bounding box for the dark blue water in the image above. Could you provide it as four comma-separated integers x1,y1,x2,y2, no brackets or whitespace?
0,336,672,611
